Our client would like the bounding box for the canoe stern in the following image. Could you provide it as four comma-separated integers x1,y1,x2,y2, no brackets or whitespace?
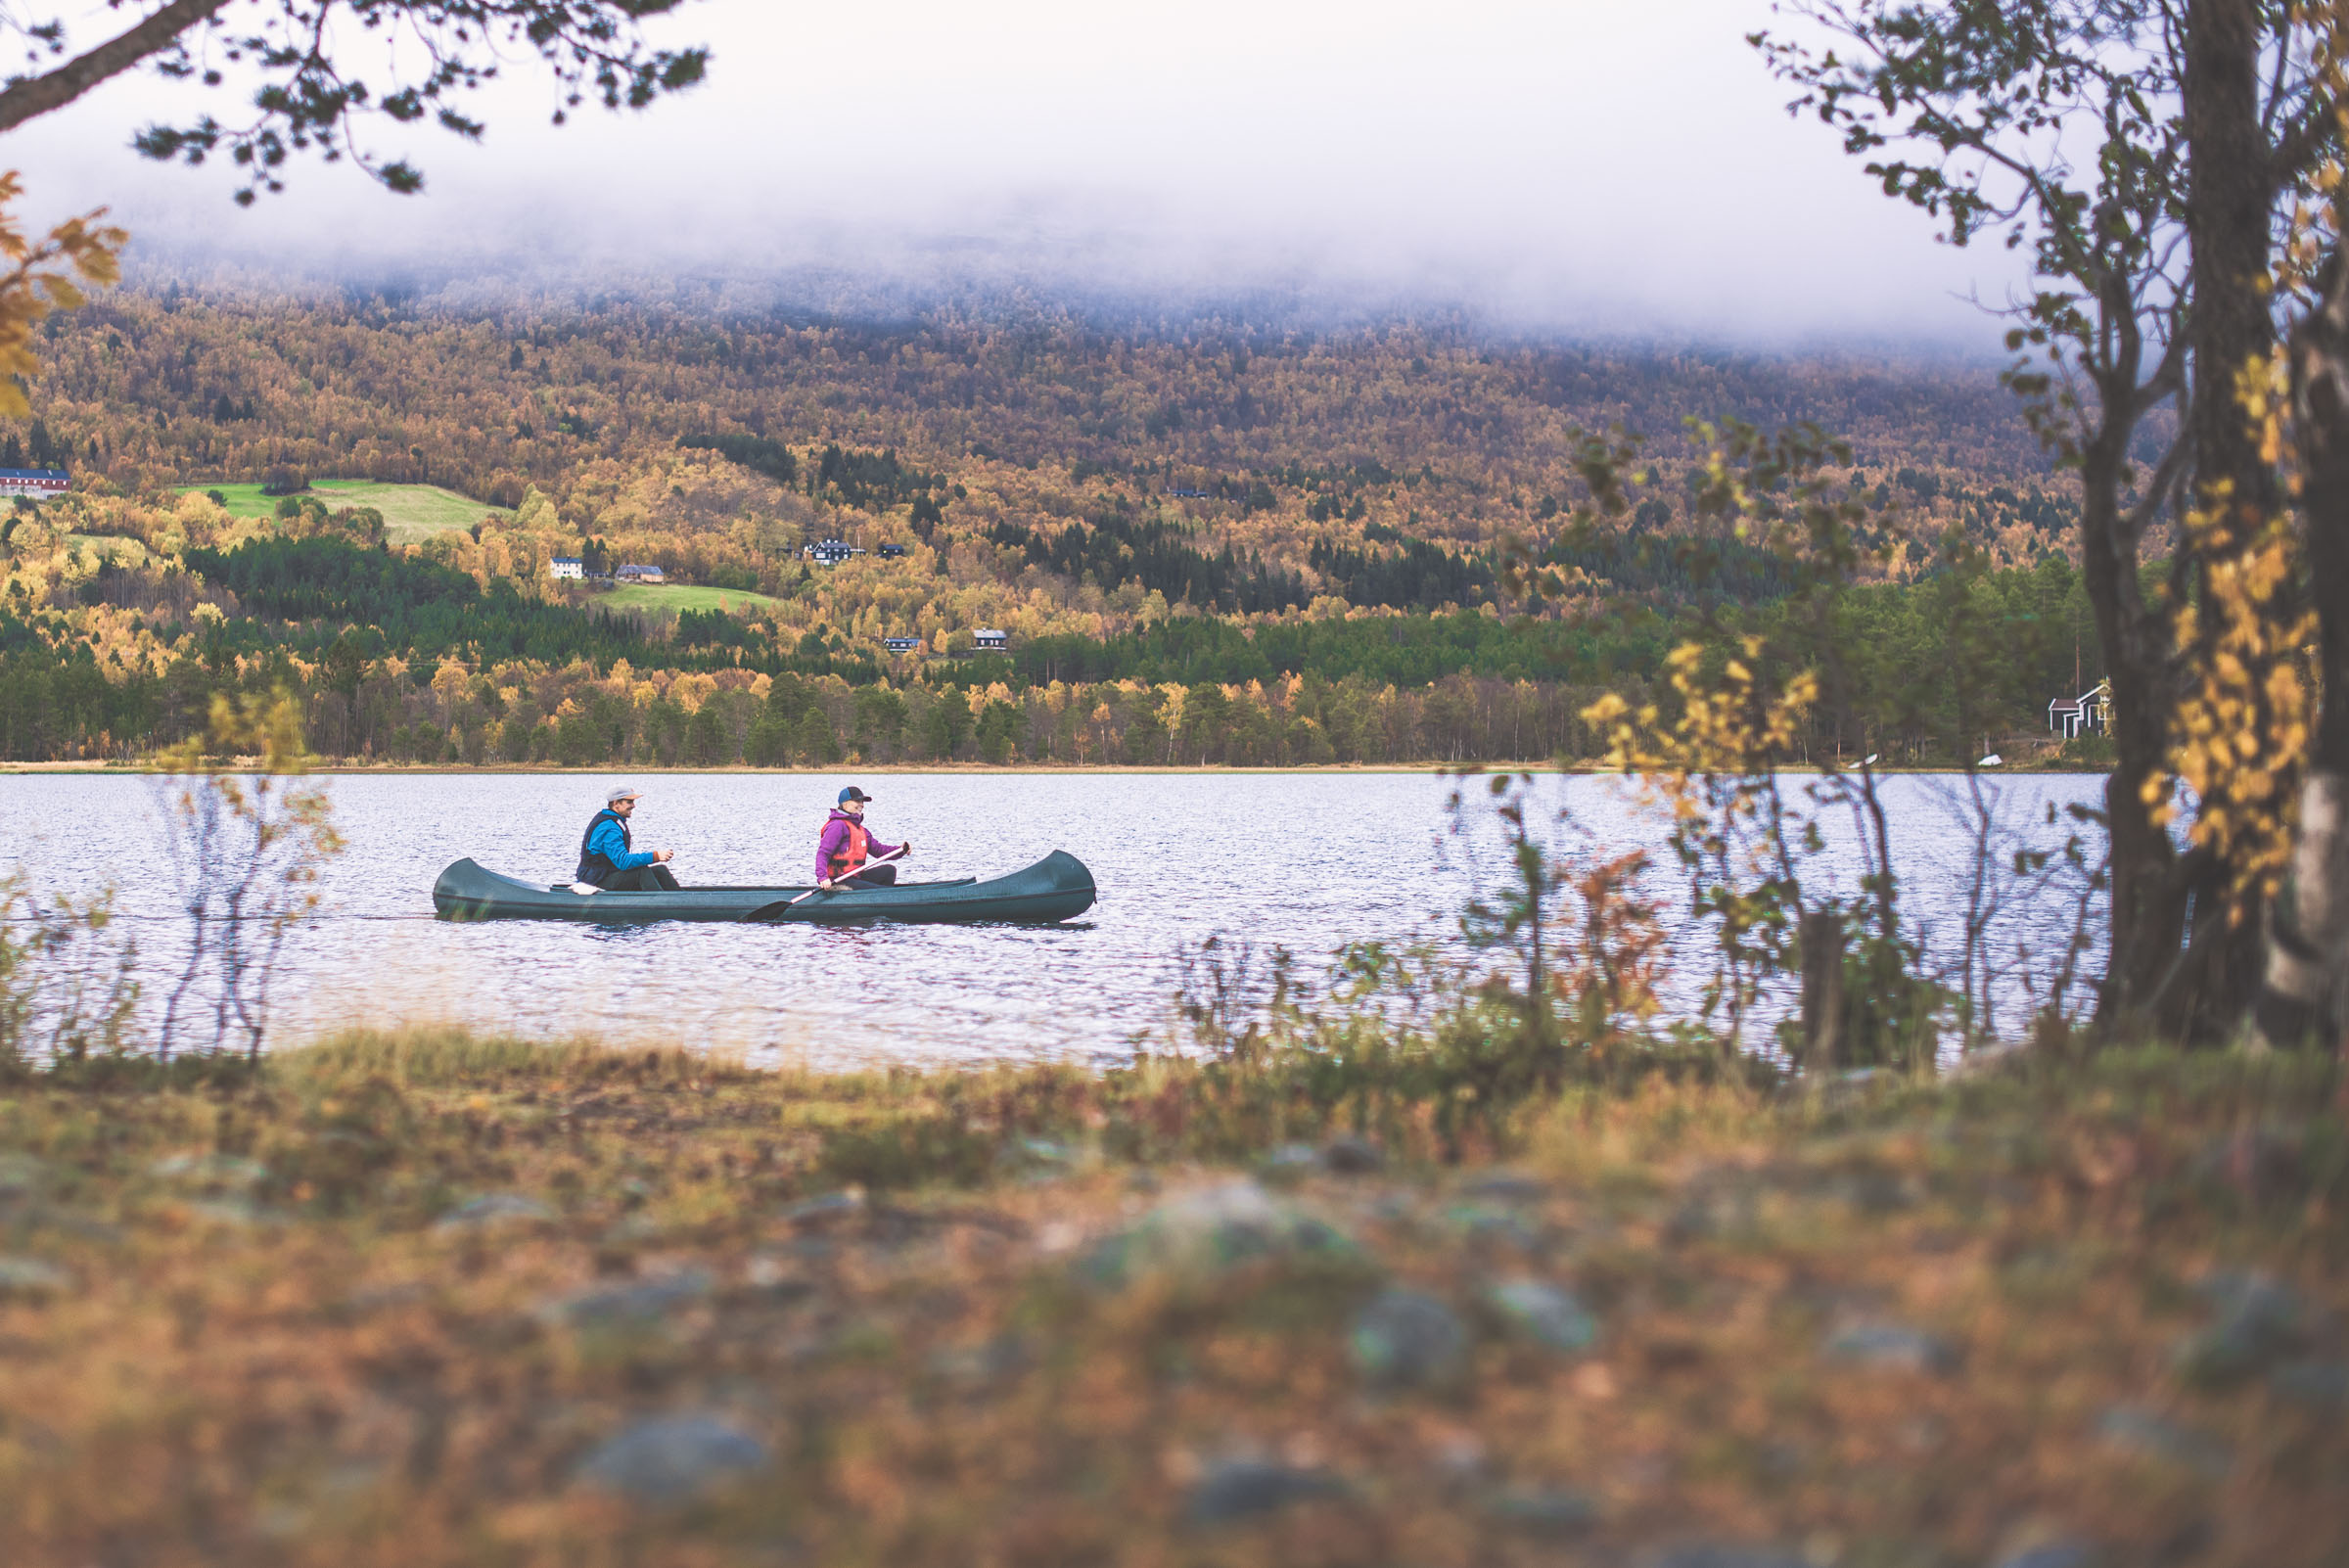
432,858,512,921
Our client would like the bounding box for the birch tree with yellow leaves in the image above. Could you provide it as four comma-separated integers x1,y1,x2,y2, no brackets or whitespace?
2248,3,2349,1049
1762,0,2342,1048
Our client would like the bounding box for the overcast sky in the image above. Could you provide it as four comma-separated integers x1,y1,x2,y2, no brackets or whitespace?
2,0,2021,343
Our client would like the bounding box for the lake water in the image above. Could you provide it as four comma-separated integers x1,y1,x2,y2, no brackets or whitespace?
2,770,2110,1069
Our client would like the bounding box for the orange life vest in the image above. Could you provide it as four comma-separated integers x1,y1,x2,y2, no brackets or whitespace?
827,818,869,877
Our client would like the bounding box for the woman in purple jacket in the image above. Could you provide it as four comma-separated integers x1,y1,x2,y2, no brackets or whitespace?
815,785,913,891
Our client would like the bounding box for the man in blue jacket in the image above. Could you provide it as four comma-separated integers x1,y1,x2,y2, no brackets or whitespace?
576,784,681,891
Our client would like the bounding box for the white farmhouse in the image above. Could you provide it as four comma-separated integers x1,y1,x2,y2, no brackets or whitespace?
549,557,584,581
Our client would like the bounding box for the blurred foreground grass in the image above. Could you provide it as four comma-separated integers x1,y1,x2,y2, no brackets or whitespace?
0,1031,2343,1567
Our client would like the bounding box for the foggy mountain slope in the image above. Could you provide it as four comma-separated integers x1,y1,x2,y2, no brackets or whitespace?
44,281,2059,578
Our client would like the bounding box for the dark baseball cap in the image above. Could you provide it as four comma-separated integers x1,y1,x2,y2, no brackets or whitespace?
838,786,873,804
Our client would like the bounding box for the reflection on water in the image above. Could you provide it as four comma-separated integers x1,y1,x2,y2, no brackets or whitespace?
2,770,2109,1069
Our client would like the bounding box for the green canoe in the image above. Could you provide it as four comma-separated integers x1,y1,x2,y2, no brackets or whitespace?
432,851,1097,925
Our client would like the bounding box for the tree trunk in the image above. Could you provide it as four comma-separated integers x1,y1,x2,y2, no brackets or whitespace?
2104,0,2282,1046
1798,910,1846,1071
2169,0,2286,1038
2081,405,2188,1036
2258,246,2349,1049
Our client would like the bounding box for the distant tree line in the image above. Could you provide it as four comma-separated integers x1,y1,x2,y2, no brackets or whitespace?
808,444,942,514
0,421,69,471
1306,532,1494,609
986,504,1316,614
0,524,2100,766
677,432,799,486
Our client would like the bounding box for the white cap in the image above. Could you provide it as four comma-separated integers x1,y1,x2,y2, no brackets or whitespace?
607,783,643,805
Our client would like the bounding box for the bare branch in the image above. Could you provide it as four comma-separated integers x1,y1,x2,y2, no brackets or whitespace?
0,0,231,135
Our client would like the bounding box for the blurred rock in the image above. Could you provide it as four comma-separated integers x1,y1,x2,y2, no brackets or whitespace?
1635,1544,1810,1568
1258,1144,1319,1184
1184,1457,1344,1525
1460,1172,1545,1203
1824,1166,1916,1215
1665,1182,1759,1244
2192,1127,2307,1209
1482,1278,1598,1355
1426,1430,1488,1484
0,1255,74,1300
1439,1203,1544,1252
1821,1321,1961,1375
2270,1360,2349,1411
743,1254,818,1303
779,1190,862,1225
2174,1272,2308,1386
2096,1406,2231,1479
0,1153,49,1200
540,1268,714,1331
184,1196,285,1227
1350,1287,1467,1390
927,1334,1030,1386
1483,1486,1599,1538
573,1413,767,1504
147,1152,269,1190
1006,1137,1074,1172
1079,1179,1358,1289
1991,1541,2100,1568
432,1192,554,1232
600,1213,671,1246
1320,1135,1384,1176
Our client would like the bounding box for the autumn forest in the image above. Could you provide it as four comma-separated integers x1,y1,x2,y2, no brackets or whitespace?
0,277,2104,768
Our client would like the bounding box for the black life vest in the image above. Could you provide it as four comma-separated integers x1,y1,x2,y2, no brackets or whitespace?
576,808,630,885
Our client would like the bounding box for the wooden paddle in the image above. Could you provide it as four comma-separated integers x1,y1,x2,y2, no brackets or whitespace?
744,848,908,922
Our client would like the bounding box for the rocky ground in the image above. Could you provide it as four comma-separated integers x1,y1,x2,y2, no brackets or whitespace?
0,1035,2343,1567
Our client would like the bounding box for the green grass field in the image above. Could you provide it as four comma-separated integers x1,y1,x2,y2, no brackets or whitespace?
595,581,784,616
180,480,511,542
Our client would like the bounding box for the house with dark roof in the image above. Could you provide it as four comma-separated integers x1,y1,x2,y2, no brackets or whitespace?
0,468,69,498
2048,679,2111,739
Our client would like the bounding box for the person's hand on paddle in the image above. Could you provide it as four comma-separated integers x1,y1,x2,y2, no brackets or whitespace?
814,845,905,897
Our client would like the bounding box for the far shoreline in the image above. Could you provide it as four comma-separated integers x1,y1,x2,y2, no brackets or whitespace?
0,760,2119,778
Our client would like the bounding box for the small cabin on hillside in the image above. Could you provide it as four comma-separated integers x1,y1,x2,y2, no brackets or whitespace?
1168,486,1211,500
974,628,1009,652
2049,678,2111,740
883,636,922,654
877,543,907,558
549,557,584,581
615,563,666,583
0,468,69,498
805,537,862,566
